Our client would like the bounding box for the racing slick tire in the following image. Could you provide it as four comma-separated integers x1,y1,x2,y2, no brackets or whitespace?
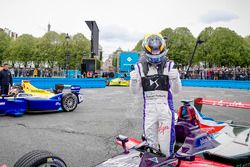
13,150,67,167
61,93,78,112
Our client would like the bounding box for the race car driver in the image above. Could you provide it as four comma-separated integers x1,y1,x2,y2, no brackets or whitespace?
130,34,182,158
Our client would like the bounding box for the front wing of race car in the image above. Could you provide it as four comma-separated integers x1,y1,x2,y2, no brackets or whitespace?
0,91,83,116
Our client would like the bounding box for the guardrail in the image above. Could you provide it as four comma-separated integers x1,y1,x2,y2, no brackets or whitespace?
13,78,250,90
181,80,250,90
13,78,106,89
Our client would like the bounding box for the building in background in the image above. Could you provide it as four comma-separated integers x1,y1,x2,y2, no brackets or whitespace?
102,55,114,72
0,27,18,39
48,23,51,32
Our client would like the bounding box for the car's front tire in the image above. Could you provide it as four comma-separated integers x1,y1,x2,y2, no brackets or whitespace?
14,150,67,167
61,93,78,112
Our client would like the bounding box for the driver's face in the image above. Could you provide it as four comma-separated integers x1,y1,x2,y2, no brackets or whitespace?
3,65,9,70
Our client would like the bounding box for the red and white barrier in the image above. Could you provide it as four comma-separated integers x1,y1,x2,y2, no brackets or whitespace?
194,98,250,110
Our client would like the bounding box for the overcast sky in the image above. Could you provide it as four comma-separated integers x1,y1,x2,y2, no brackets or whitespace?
0,0,249,60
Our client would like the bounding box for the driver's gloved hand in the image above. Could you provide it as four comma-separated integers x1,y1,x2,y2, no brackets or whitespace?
130,70,138,80
168,69,179,80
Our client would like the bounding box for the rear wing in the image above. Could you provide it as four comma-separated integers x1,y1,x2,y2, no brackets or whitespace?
194,98,250,112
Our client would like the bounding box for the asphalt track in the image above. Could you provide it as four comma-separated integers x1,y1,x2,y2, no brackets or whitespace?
0,87,249,167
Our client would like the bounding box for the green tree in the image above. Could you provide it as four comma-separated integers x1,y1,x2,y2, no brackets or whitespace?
207,27,248,66
133,39,142,51
69,33,91,70
196,27,214,67
112,56,117,67
5,34,36,67
167,27,196,66
37,31,62,68
0,32,11,64
4,39,18,66
160,28,174,50
132,28,195,67
111,48,123,71
241,36,250,66
245,36,250,45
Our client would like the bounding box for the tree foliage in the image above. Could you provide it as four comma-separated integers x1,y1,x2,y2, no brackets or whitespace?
0,32,11,64
69,33,91,69
1,32,91,69
4,34,36,67
133,40,142,52
133,27,250,67
196,27,214,67
166,27,195,66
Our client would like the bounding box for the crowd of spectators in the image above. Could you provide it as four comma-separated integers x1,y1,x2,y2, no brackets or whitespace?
82,71,99,78
3,65,250,80
179,66,250,80
8,67,64,78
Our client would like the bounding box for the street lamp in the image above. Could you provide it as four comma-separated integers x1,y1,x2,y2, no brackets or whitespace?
185,38,204,79
65,33,70,78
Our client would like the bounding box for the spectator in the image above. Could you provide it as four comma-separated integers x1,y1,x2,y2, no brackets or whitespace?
0,63,13,95
214,68,219,80
207,68,211,80
89,71,93,78
10,68,15,77
37,68,41,77
211,69,215,80
87,71,93,78
22,68,27,77
45,69,49,77
203,68,207,80
182,66,249,80
219,70,223,80
83,72,86,78
33,68,38,77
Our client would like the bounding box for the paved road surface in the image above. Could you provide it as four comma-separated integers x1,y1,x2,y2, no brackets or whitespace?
0,87,249,167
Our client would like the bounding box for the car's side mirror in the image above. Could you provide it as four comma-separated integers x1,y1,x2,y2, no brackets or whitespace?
116,135,129,154
141,134,146,141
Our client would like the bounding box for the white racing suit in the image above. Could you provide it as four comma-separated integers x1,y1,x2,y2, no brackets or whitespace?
130,57,182,158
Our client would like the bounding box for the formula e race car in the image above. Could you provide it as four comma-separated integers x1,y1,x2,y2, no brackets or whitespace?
0,80,84,116
108,78,130,86
5,98,250,167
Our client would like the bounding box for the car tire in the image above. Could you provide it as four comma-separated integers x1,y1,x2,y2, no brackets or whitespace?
14,150,67,167
61,93,78,112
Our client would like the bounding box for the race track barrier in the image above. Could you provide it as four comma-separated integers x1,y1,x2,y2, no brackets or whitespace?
181,80,250,90
194,98,250,109
13,78,250,90
13,77,106,89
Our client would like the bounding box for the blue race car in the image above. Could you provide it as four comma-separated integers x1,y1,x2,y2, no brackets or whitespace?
0,80,84,117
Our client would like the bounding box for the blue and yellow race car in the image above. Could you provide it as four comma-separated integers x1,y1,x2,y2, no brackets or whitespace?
0,80,83,117
108,78,130,86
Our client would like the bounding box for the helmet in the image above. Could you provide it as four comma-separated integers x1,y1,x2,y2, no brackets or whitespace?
142,34,168,64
